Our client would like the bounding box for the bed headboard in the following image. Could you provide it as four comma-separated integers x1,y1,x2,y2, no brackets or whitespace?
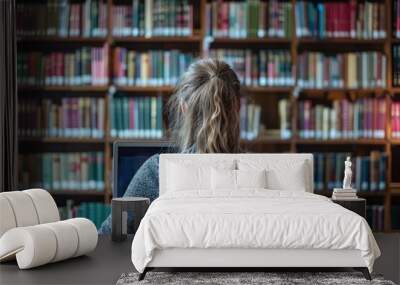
159,153,314,195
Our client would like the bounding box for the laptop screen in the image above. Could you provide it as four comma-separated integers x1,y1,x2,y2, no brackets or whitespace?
113,142,174,198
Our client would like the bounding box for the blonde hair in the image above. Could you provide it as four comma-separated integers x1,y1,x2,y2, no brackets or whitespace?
168,58,241,153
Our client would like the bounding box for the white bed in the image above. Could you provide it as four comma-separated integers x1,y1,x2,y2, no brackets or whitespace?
131,154,380,280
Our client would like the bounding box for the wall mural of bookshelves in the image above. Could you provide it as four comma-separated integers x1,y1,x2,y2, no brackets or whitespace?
16,0,400,232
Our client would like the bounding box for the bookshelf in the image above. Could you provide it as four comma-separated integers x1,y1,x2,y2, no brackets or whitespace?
15,0,400,232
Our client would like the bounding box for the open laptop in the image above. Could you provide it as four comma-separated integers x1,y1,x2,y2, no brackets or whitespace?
112,141,175,198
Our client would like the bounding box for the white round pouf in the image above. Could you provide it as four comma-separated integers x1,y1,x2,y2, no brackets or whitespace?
0,196,17,237
1,191,39,227
0,226,57,269
64,218,98,257
42,221,79,262
23,189,60,224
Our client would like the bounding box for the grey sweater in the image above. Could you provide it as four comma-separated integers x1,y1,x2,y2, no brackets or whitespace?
98,154,160,234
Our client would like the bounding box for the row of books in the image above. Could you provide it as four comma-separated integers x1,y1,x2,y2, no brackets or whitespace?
298,98,386,140
241,98,292,140
113,0,193,37
17,47,109,86
59,201,110,229
18,98,105,139
110,96,163,139
18,152,105,191
209,49,293,87
297,52,387,89
17,0,107,38
278,99,292,140
331,189,358,200
17,49,390,89
295,1,386,39
239,98,261,141
313,152,387,192
366,205,385,232
205,0,292,38
113,48,195,86
392,45,400,87
392,102,400,139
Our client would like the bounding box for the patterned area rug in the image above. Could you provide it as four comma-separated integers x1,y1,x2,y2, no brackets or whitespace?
116,271,396,285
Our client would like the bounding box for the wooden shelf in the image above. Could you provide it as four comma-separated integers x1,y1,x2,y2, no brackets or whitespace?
390,138,400,145
242,86,293,94
109,137,172,144
241,138,292,144
19,137,105,143
17,36,107,44
48,190,105,196
390,183,400,190
116,85,174,93
18,86,109,93
117,85,293,94
299,88,388,96
209,37,291,45
295,139,387,145
297,38,386,45
113,35,202,43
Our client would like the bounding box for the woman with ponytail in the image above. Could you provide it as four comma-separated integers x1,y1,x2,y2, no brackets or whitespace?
99,59,241,234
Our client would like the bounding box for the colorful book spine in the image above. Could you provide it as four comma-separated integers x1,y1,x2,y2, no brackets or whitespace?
17,46,108,86
18,97,105,138
113,48,195,86
366,205,385,232
209,49,293,87
239,97,261,140
296,1,386,39
205,0,292,38
313,152,387,192
18,152,105,191
16,0,107,37
392,102,400,138
278,98,292,139
58,201,111,229
298,98,386,140
392,45,400,87
110,95,163,139
112,0,193,37
297,52,386,89
240,98,291,140
394,0,400,38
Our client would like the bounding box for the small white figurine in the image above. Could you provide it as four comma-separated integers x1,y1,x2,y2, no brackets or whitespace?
343,156,352,189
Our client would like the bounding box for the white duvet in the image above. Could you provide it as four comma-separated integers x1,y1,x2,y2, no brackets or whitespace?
131,190,380,273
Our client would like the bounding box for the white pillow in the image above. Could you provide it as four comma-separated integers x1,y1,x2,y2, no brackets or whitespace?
238,159,309,192
211,168,267,190
211,168,236,190
168,162,210,191
167,160,235,192
237,169,267,189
